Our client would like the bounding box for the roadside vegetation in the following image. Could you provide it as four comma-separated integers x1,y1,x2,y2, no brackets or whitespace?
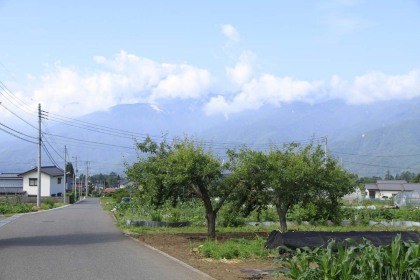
279,234,420,279
0,196,66,215
97,135,420,278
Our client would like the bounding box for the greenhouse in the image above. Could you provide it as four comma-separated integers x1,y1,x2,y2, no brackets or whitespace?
394,190,420,207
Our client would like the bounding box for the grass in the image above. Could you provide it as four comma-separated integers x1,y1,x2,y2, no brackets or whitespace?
0,197,69,215
198,236,277,260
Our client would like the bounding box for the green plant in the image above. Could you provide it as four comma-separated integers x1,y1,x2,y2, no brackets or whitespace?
198,236,273,260
43,197,55,209
218,205,245,227
279,234,420,280
112,188,130,202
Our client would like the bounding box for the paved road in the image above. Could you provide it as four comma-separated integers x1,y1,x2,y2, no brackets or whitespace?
0,198,212,280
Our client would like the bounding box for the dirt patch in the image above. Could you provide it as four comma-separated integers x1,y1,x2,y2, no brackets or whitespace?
132,232,285,280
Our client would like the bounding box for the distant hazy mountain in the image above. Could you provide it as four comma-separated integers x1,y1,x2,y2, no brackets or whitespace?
2,97,420,177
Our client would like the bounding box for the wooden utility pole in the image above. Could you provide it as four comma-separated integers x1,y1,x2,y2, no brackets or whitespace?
37,104,42,207
85,161,89,197
63,145,67,203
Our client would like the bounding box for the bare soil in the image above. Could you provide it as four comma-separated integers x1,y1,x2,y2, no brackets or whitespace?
131,232,285,280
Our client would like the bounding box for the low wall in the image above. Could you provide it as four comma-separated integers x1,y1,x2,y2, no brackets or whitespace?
0,196,69,204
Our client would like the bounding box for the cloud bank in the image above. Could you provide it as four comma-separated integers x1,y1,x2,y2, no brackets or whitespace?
13,25,420,118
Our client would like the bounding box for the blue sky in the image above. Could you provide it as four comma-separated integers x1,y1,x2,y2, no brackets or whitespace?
1,0,420,119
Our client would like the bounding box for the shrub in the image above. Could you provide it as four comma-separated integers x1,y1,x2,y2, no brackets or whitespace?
43,197,55,209
218,206,245,227
112,188,130,203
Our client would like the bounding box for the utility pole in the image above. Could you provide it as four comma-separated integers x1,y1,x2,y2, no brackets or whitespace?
37,104,42,208
63,145,67,204
85,161,89,197
73,156,78,201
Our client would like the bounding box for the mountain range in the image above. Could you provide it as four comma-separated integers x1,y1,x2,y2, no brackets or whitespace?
2,97,420,177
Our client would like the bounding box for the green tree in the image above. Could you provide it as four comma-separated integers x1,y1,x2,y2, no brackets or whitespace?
229,143,355,232
395,171,416,182
66,162,74,176
412,173,420,183
384,170,394,180
126,136,233,239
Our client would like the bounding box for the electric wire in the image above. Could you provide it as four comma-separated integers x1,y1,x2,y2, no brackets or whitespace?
0,122,37,139
41,141,59,167
0,125,37,144
0,81,36,114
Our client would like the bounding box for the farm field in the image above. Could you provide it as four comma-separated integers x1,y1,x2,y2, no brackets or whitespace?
132,231,281,280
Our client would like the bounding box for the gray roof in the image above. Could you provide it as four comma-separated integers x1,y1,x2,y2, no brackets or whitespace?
0,173,23,188
365,180,420,192
19,166,64,177
0,173,22,179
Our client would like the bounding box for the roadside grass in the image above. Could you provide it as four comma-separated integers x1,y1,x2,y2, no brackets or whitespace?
0,197,68,215
198,236,277,260
100,195,420,267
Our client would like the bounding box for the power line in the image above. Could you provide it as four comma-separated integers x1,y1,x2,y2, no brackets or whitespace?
0,121,37,139
0,124,37,144
41,141,59,167
0,81,36,114
330,150,420,158
0,103,38,130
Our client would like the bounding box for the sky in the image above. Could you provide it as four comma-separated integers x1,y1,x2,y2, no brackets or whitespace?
1,0,420,120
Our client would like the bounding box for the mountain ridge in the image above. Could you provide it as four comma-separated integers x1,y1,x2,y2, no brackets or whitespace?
1,98,420,177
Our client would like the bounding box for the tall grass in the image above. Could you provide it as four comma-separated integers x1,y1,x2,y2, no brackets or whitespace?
0,198,32,214
279,234,420,280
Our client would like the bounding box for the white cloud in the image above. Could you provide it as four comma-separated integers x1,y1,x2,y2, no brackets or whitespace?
221,24,239,43
150,65,212,100
15,39,420,119
205,75,323,115
28,50,213,117
226,51,256,86
346,70,420,103
327,16,365,34
204,69,420,116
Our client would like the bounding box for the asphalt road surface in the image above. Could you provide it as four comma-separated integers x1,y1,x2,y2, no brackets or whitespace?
0,198,213,280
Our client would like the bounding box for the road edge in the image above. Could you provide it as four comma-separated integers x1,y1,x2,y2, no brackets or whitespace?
107,211,215,279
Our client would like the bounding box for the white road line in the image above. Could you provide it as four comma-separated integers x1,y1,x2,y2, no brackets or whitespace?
0,214,23,228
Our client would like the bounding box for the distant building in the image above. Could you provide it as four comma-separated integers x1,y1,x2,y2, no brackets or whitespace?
0,173,24,195
119,179,133,189
365,180,420,199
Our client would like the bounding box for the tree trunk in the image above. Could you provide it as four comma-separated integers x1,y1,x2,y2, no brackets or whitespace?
276,206,288,233
206,210,216,239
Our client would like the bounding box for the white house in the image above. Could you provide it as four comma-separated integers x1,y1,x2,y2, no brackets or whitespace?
365,180,420,199
19,166,64,197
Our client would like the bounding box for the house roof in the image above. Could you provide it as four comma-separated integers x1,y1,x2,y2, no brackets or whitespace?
0,173,22,179
0,173,23,188
18,166,64,177
365,180,420,192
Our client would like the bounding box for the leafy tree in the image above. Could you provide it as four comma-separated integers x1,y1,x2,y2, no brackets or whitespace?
384,170,394,180
229,143,355,232
412,173,420,183
395,171,416,182
126,136,233,239
355,176,381,184
66,162,75,176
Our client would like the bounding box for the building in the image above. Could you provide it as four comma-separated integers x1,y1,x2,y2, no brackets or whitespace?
365,180,420,199
19,166,65,197
0,173,24,195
